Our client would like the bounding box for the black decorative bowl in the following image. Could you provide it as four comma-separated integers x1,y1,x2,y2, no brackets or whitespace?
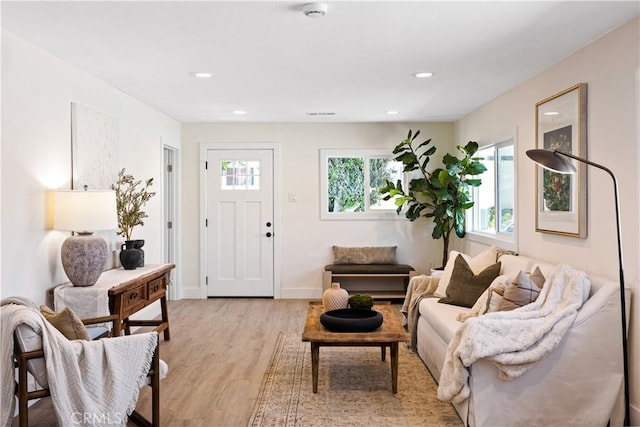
320,309,383,332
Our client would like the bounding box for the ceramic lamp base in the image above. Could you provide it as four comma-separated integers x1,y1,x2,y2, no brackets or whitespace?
61,234,107,287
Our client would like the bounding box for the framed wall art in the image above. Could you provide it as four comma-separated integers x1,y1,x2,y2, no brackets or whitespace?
70,102,120,267
71,102,119,191
534,83,588,237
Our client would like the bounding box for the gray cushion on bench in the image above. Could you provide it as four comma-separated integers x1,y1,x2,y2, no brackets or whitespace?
324,264,415,274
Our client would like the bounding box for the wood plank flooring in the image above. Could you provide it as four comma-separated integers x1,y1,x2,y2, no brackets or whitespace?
14,299,308,426
14,298,404,426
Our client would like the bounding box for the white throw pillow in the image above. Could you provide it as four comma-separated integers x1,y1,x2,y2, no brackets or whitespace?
467,246,497,274
499,254,534,279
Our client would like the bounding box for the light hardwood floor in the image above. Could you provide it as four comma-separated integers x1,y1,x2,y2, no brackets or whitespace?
15,299,316,426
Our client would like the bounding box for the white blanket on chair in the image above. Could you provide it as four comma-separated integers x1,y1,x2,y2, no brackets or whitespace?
437,264,589,404
1,297,157,427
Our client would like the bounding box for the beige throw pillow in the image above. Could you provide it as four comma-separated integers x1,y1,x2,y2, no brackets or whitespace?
497,267,546,311
332,246,398,264
40,305,91,341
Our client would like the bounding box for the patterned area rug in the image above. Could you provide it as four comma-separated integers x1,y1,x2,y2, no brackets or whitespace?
249,333,462,427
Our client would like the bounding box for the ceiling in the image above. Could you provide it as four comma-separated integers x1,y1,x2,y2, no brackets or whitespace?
2,1,638,123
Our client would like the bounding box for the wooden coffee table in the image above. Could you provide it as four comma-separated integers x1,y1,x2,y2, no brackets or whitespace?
301,301,410,393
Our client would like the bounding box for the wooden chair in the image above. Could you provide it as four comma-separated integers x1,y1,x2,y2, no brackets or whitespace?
13,314,162,427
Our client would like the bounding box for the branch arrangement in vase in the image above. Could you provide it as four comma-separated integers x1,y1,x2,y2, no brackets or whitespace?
111,168,156,241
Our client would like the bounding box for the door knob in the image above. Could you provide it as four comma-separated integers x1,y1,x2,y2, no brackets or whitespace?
266,222,272,227
266,232,272,237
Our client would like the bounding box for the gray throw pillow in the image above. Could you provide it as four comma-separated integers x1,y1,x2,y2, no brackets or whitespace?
332,246,398,264
438,254,501,308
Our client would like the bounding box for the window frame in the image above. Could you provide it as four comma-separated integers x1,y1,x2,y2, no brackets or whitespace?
320,149,406,220
467,137,518,250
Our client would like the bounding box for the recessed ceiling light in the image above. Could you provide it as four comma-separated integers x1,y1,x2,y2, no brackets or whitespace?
414,72,433,78
191,72,214,78
544,111,560,116
233,110,247,115
386,111,399,115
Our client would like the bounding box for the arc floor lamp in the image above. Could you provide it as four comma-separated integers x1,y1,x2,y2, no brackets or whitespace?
526,148,629,426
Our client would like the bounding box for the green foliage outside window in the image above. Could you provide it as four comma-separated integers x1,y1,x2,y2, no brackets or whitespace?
328,158,365,212
327,157,399,212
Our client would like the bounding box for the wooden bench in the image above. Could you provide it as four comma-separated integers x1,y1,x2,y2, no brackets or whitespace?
323,263,416,299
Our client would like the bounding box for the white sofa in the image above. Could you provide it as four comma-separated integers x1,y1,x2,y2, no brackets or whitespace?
414,252,627,426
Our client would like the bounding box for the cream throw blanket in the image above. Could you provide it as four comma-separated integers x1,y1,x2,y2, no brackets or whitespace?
1,297,157,427
437,264,589,404
400,275,438,350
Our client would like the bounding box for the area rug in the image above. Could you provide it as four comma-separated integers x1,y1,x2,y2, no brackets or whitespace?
248,332,462,426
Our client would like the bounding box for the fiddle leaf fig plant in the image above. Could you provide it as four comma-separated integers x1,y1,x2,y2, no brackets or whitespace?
111,168,156,241
380,130,487,268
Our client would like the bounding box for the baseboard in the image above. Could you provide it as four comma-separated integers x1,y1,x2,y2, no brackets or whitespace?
279,287,322,299
179,288,202,299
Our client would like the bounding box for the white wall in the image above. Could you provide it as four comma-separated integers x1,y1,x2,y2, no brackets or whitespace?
455,17,640,423
1,29,181,303
180,122,454,299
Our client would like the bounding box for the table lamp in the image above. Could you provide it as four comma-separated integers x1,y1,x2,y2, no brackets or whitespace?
526,148,629,426
53,188,117,287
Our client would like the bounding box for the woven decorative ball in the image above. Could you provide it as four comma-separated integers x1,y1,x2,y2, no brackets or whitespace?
322,282,349,311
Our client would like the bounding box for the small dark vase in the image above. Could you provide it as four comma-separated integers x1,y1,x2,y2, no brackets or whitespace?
120,240,143,270
132,239,145,267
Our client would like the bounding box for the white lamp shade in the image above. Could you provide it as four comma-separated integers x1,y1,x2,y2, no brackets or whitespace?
53,190,117,232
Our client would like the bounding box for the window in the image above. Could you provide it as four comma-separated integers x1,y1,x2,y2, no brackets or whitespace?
220,160,260,190
320,149,404,220
468,139,516,245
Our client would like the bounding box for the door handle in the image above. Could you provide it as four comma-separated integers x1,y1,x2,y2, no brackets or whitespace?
266,232,272,238
266,222,272,227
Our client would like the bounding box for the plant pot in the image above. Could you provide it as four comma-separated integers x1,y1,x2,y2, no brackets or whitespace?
120,240,143,270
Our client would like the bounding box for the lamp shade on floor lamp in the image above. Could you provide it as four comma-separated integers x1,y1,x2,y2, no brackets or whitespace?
526,148,629,426
53,189,117,287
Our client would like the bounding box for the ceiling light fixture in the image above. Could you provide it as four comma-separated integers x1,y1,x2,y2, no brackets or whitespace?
233,110,247,115
303,2,328,18
544,111,560,116
386,111,399,115
414,72,433,78
192,72,214,78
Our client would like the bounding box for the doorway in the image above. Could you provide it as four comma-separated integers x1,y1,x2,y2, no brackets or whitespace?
201,143,280,297
163,146,178,300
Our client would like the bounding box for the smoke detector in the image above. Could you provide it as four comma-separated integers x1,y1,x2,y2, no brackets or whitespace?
303,2,327,18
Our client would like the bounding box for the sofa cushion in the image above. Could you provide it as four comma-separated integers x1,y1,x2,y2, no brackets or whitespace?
14,324,48,388
498,267,545,311
419,297,469,343
324,264,414,274
438,255,502,308
332,246,398,264
499,254,535,279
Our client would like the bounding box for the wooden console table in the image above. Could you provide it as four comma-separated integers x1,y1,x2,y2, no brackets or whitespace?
54,263,175,340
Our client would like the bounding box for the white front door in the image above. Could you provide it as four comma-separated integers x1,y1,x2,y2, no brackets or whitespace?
205,149,274,297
